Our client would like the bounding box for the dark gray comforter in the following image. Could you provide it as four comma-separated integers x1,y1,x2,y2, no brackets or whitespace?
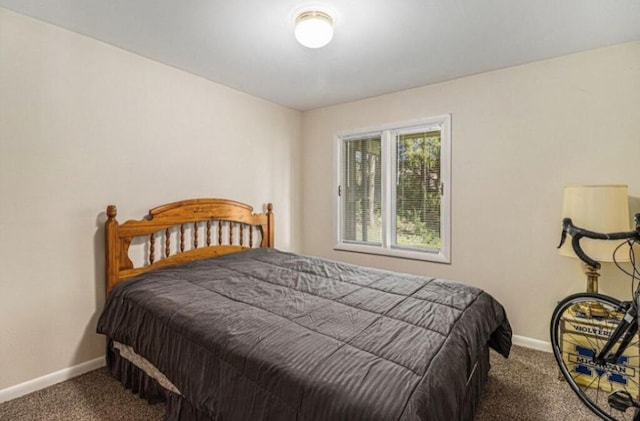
97,248,511,420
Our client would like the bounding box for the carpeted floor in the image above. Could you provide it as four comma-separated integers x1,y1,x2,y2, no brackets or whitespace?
0,345,603,420
475,346,599,420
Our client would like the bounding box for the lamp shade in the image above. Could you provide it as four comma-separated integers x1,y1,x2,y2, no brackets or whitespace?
559,184,630,262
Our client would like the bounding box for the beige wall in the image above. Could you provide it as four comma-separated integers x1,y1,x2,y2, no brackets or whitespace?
0,8,301,390
301,42,640,344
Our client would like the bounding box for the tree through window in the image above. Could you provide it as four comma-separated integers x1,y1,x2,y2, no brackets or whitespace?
394,130,441,250
335,116,451,263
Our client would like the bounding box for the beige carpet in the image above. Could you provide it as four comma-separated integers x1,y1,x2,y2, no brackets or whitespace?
0,345,604,420
475,346,599,421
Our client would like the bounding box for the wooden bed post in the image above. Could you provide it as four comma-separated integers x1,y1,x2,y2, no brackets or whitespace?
105,205,120,296
267,203,274,248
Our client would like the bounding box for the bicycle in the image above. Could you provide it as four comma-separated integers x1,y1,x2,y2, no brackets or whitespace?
551,213,640,420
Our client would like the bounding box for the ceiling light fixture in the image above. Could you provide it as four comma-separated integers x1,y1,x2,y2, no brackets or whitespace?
294,9,334,49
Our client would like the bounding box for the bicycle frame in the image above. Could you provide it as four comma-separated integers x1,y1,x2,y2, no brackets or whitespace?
596,302,638,365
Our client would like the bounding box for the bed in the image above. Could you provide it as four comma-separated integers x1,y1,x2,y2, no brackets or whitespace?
97,198,512,420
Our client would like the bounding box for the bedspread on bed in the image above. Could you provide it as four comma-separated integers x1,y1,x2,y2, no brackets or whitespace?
97,248,511,421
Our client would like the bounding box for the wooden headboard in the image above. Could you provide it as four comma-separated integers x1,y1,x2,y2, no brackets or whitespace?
105,198,274,295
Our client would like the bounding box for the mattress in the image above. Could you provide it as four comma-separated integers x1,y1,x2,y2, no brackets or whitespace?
97,248,511,420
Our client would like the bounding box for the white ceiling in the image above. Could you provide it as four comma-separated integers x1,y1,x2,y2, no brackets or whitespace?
1,1,639,111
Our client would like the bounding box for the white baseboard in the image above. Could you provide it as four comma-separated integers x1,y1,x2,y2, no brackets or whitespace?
512,334,552,353
0,357,106,404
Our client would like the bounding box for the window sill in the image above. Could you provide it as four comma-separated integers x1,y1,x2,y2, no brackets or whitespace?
333,243,450,264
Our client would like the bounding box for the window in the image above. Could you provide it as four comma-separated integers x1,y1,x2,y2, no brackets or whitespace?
334,115,451,263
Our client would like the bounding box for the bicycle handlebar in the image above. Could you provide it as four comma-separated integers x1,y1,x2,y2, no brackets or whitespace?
558,213,640,269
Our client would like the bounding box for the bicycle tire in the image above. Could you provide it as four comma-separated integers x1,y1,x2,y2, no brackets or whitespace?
551,292,640,420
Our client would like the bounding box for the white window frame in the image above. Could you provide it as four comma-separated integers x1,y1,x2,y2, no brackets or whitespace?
333,115,451,263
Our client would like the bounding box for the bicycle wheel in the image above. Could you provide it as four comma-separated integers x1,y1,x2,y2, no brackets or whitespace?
551,293,640,420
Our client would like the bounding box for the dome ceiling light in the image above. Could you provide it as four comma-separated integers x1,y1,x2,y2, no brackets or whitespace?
294,9,334,49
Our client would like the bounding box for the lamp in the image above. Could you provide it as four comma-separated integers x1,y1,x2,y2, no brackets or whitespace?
294,9,334,48
560,184,631,295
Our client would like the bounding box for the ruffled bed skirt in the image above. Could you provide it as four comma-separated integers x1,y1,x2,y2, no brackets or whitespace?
462,343,490,420
106,340,213,420
106,340,490,421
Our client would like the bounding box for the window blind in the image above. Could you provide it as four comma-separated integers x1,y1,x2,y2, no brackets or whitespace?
394,130,441,250
342,136,382,244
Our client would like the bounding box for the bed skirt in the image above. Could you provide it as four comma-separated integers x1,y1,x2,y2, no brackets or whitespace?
106,339,491,421
462,343,490,420
106,340,212,420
